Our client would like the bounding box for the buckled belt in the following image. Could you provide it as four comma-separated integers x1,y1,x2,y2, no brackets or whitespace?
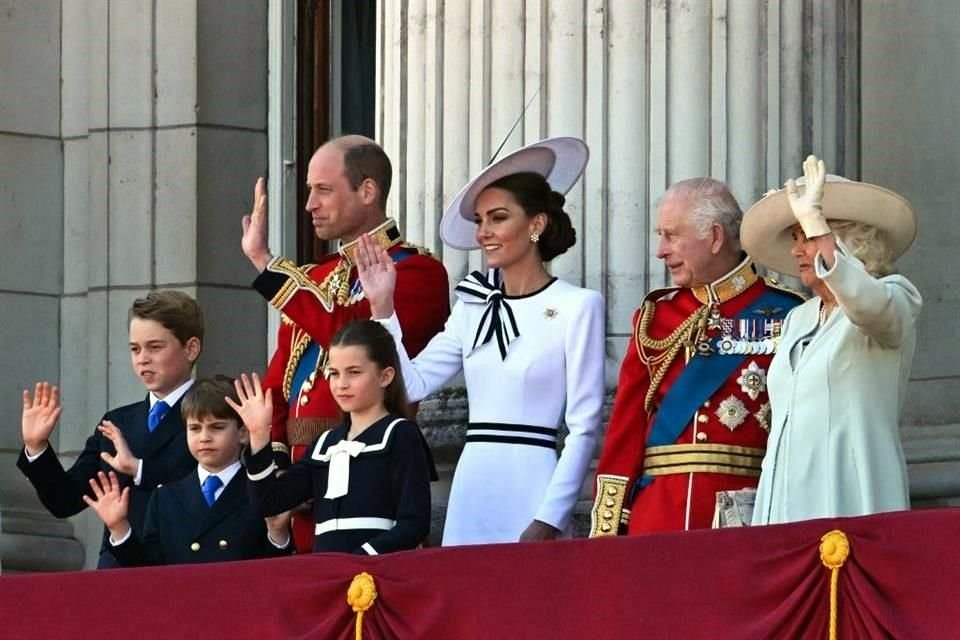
642,443,765,478
465,423,557,449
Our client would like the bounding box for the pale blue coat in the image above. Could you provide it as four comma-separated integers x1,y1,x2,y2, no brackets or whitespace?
753,244,922,525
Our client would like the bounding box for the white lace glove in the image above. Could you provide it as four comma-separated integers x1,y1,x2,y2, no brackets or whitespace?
785,154,831,238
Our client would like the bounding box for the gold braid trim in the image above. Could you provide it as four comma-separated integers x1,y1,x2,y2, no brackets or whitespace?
590,475,629,537
635,301,709,414
266,257,335,311
282,329,313,401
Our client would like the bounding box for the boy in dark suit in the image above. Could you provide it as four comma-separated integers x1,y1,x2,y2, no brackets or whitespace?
84,376,291,565
17,291,203,568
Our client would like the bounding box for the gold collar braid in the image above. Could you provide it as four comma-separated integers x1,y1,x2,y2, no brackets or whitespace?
338,218,402,268
691,257,757,305
317,219,403,307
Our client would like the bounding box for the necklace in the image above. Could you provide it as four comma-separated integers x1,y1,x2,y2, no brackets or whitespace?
819,302,835,326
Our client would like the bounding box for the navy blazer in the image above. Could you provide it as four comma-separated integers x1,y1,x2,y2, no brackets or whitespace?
16,396,196,568
247,415,432,555
110,468,289,566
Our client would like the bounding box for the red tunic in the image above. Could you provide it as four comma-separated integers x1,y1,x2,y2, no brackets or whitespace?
255,226,449,552
591,260,802,536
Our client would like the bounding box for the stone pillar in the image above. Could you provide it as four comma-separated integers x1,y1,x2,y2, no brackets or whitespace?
0,0,269,571
0,0,86,573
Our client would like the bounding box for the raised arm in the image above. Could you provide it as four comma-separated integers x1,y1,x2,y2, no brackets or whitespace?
816,244,922,347
357,234,463,401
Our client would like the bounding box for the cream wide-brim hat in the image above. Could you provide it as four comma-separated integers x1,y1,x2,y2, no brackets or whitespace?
439,137,589,250
740,175,917,276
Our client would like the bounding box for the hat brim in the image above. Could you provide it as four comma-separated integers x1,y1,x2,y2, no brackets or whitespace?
741,181,917,276
439,137,589,250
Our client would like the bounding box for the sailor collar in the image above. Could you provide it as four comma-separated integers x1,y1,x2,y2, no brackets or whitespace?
309,417,406,461
691,256,758,305
338,218,402,268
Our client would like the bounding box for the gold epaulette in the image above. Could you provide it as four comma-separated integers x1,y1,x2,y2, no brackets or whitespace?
762,276,807,302
590,474,630,537
398,241,435,258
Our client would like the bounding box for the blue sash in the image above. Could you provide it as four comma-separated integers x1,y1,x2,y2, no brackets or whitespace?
632,288,798,495
289,342,323,407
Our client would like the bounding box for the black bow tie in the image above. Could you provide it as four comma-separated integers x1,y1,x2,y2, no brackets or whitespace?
455,270,520,360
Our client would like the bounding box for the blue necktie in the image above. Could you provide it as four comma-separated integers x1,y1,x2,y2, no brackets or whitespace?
202,474,223,507
147,400,170,432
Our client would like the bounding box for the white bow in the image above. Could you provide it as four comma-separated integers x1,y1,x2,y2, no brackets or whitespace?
323,439,366,499
454,269,520,360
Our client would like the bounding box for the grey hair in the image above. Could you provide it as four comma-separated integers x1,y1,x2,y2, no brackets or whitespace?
831,220,896,277
662,178,743,251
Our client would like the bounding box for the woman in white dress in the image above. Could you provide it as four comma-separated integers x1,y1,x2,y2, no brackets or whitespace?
357,137,605,545
741,155,922,525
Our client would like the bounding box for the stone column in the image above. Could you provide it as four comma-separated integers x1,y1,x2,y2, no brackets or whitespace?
0,0,269,571
0,0,86,573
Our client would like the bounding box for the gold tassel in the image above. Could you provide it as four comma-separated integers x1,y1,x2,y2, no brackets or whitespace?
347,572,378,640
819,530,850,640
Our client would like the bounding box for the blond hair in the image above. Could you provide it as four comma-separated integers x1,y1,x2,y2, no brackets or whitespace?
831,220,896,277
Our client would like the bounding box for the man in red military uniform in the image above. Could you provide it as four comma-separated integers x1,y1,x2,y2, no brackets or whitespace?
590,178,802,536
242,135,449,552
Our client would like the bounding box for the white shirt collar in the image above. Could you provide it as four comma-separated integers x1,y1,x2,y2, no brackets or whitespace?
197,460,242,492
150,378,195,408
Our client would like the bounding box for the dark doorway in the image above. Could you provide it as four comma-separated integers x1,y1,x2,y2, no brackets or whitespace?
295,0,377,263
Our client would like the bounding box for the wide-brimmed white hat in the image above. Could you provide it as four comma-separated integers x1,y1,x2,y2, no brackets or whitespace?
741,174,917,276
439,137,589,250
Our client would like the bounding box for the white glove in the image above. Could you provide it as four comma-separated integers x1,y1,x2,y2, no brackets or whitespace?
785,155,831,238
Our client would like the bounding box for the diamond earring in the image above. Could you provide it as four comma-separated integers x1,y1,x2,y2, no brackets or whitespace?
530,232,540,243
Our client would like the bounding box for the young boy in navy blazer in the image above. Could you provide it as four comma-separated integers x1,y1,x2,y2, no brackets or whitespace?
17,291,203,568
84,376,292,565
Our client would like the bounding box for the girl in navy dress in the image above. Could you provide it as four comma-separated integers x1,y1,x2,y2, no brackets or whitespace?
236,319,434,555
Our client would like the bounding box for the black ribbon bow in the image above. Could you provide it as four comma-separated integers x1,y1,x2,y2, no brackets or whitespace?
454,270,520,360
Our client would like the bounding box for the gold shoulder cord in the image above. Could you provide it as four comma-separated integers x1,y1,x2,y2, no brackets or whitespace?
635,301,709,414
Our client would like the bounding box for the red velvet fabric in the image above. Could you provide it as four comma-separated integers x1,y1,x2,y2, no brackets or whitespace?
2,509,958,638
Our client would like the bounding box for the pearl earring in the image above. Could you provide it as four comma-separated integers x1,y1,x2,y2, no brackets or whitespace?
530,232,540,243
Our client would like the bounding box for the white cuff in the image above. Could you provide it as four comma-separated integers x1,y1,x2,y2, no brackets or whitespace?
109,528,133,546
133,458,144,486
268,532,291,549
247,461,277,482
23,445,49,462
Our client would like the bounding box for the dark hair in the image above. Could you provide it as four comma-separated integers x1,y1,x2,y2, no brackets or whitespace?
129,290,204,348
328,320,411,422
181,375,241,425
340,141,393,211
485,172,576,261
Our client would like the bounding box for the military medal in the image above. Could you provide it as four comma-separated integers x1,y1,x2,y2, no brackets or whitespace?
717,316,784,355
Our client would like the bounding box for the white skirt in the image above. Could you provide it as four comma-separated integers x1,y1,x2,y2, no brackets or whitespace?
441,440,560,546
